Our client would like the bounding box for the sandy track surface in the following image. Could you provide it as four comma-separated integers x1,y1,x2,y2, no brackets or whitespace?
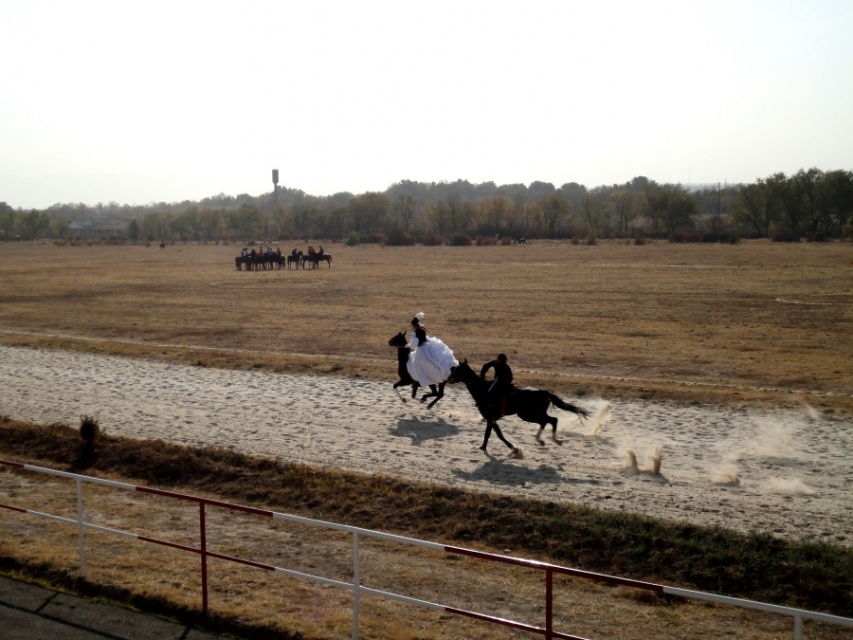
1,346,850,546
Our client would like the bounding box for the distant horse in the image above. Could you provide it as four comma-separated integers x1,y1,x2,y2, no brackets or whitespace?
287,251,302,269
269,253,285,270
512,237,527,246
448,359,589,456
303,253,332,269
388,331,446,409
235,255,252,271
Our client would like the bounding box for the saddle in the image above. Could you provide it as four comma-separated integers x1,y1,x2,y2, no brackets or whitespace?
495,384,520,417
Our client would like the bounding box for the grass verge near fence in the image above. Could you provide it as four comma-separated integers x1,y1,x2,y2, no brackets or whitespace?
1,417,850,622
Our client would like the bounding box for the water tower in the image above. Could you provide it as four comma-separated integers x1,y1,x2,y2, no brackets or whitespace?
272,168,279,209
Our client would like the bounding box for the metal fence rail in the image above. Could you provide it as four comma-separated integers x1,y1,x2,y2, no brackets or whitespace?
0,459,850,639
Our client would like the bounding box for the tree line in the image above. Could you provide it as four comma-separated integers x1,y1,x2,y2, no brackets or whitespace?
2,168,851,243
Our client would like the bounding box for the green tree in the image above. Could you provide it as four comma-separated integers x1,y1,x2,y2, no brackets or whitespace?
127,219,141,241
141,211,173,241
581,191,609,239
229,204,263,242
392,194,417,233
19,210,52,240
644,184,696,235
0,202,15,239
610,189,635,237
733,183,769,236
820,169,853,235
348,192,389,236
662,186,698,234
473,196,512,236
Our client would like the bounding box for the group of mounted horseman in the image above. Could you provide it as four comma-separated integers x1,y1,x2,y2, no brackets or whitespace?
234,245,332,271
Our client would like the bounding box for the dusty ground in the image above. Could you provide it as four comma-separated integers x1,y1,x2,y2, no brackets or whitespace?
2,345,850,548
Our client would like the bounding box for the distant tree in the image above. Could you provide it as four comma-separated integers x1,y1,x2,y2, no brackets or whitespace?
326,207,348,239
199,209,227,241
528,181,556,200
733,183,770,237
776,172,809,236
645,184,696,235
473,196,512,236
127,219,141,241
19,210,52,240
0,202,16,239
581,191,609,238
820,169,853,235
538,193,570,237
424,200,451,235
392,194,417,233
610,189,635,237
662,186,698,234
142,210,175,242
558,182,587,221
348,192,389,236
229,204,263,242
50,215,70,239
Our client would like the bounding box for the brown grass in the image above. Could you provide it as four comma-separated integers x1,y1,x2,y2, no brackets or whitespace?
1,239,851,413
1,239,852,638
1,421,851,640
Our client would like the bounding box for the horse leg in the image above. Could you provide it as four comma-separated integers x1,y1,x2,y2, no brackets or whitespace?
548,416,562,445
479,422,494,450
392,380,408,403
490,422,523,458
425,383,444,409
421,383,442,407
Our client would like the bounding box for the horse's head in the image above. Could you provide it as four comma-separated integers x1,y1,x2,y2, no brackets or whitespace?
448,359,473,383
388,331,407,348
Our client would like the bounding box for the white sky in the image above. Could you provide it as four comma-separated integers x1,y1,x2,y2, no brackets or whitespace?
2,0,852,209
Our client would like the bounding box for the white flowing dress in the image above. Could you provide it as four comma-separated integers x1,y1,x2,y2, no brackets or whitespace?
407,333,458,387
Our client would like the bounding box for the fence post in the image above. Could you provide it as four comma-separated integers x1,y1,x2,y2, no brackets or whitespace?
794,614,803,640
545,567,553,640
76,478,86,577
352,531,360,640
200,502,208,613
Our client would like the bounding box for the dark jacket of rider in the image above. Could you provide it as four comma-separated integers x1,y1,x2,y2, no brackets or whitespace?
480,354,513,397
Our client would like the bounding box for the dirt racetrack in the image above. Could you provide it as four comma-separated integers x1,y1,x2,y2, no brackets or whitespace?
2,345,850,547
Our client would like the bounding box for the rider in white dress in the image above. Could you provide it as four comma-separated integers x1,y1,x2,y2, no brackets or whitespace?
406,312,458,387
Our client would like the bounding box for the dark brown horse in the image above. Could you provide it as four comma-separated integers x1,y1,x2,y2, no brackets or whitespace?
303,253,332,269
448,359,589,456
287,251,302,269
388,331,446,409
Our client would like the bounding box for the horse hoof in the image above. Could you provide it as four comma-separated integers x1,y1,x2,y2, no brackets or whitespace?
511,447,524,459
554,439,563,446
478,445,487,451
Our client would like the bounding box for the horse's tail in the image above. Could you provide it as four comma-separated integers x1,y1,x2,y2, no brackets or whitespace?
547,392,590,418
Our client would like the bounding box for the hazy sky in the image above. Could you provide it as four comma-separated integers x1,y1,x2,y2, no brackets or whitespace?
2,0,852,209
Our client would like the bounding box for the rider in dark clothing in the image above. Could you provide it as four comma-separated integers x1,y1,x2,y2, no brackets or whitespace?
480,354,513,417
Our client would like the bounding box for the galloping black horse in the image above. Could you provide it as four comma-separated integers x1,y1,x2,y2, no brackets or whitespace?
448,359,589,456
388,331,446,409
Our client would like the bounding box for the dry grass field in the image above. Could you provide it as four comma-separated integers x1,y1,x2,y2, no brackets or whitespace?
1,239,852,640
1,239,851,413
